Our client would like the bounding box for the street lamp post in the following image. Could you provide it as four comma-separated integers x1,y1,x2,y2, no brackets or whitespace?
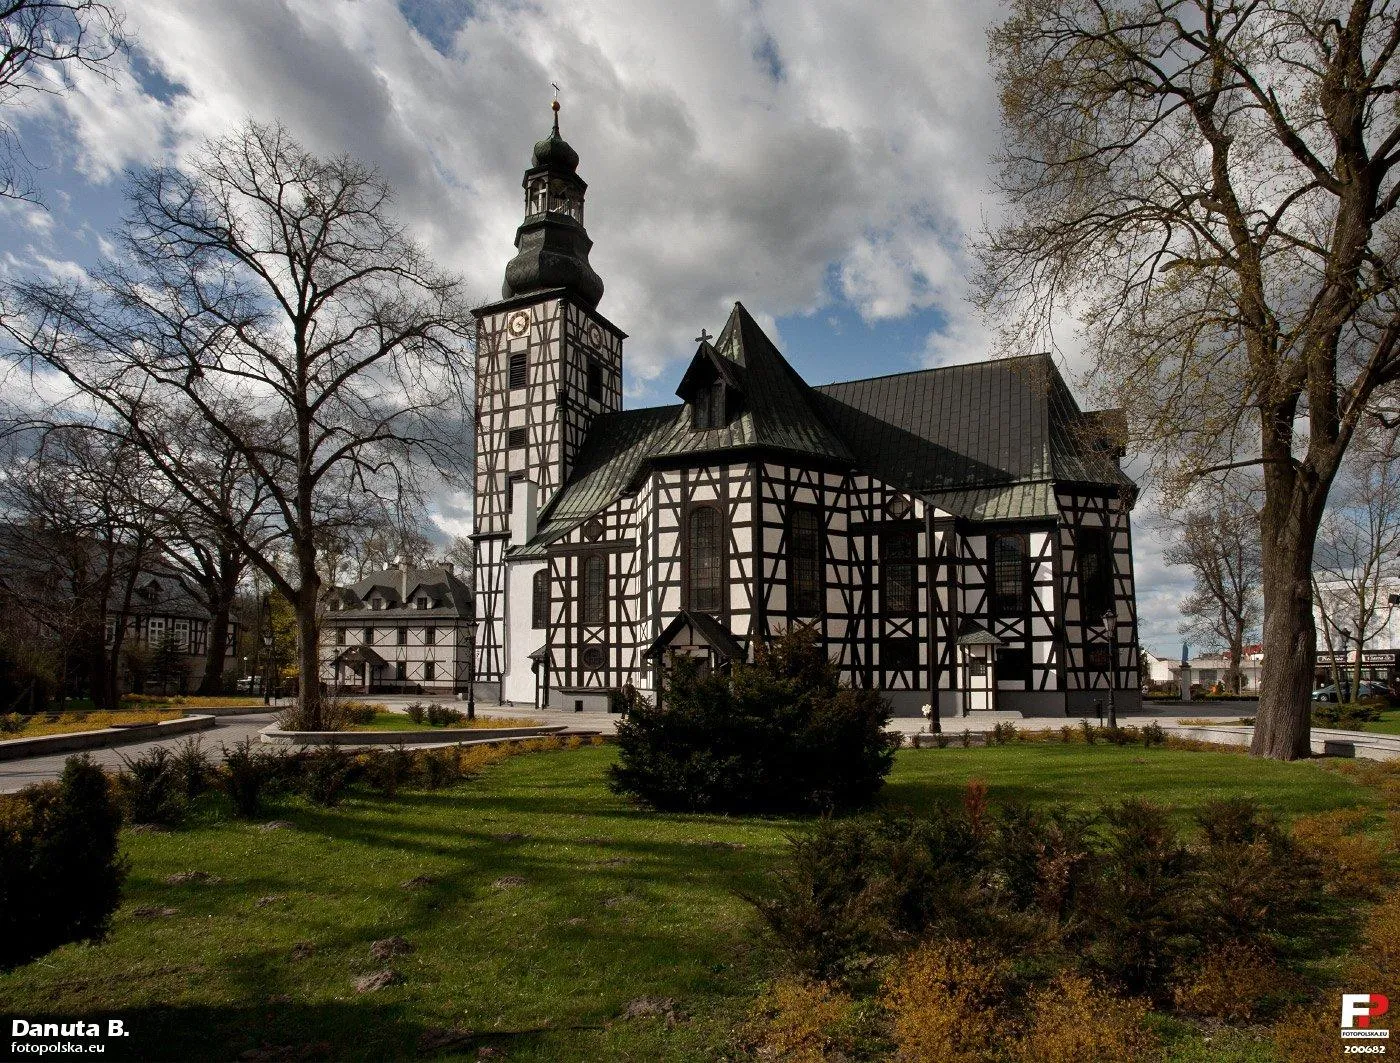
260,593,273,706
1102,608,1118,729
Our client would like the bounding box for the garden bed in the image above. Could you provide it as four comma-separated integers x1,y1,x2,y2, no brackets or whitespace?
346,710,540,732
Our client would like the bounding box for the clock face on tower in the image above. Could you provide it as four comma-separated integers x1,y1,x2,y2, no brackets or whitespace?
587,324,603,348
507,311,530,338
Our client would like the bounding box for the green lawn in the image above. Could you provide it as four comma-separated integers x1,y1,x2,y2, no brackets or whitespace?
0,744,1381,1061
1362,708,1400,734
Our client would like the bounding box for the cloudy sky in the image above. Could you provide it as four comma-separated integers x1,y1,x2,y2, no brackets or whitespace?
0,0,1191,654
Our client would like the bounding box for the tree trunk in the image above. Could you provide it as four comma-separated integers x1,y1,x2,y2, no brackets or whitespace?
294,549,323,729
199,602,231,695
1251,520,1316,759
197,561,240,695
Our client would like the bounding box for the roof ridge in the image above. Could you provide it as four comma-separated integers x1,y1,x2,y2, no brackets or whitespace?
817,351,1055,391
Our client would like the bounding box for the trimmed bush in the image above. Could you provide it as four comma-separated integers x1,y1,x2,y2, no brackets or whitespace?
610,628,897,814
880,940,1003,1063
1015,971,1157,1063
0,755,127,969
425,703,464,727
1289,809,1388,899
405,702,426,725
743,978,857,1063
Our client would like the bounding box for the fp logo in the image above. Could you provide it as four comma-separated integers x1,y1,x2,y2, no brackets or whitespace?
1343,994,1390,1031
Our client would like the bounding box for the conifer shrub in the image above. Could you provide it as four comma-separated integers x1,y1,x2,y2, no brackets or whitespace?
1089,799,1194,997
171,736,213,800
362,744,416,798
302,745,356,806
609,628,897,814
750,811,983,979
0,755,127,969
405,701,426,724
117,746,187,826
220,738,276,819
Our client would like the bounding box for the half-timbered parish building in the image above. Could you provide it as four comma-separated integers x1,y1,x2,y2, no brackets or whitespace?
320,561,474,696
472,106,1141,718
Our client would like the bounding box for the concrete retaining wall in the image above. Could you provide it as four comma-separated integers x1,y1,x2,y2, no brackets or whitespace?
0,715,216,762
261,723,567,747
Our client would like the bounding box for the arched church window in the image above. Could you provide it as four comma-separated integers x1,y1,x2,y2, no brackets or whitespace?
788,505,822,616
532,569,549,629
581,555,607,625
686,505,725,614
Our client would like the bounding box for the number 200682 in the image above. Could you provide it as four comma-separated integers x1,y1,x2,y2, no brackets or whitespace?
1344,1046,1386,1054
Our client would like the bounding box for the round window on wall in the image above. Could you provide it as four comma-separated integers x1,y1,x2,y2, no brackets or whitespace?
888,496,911,519
582,646,606,671
582,519,604,542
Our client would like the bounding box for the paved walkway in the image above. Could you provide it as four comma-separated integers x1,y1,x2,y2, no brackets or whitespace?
6,698,1384,791
0,710,280,793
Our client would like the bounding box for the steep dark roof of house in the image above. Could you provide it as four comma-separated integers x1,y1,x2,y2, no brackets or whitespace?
510,315,1134,552
323,563,474,621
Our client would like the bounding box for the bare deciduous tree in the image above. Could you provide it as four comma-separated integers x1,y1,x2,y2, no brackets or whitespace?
0,0,123,201
1314,423,1400,698
2,121,474,728
982,1,1400,758
0,424,158,710
1162,484,1263,693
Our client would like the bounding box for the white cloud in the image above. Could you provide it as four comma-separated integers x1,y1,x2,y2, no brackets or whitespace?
41,0,1006,386
17,0,1185,636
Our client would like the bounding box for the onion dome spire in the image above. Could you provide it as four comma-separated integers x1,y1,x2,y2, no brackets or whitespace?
501,99,604,309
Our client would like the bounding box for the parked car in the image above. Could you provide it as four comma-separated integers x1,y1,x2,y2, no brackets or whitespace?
1310,680,1390,703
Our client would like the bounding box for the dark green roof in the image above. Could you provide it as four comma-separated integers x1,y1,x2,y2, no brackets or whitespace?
814,353,1133,520
509,318,1133,555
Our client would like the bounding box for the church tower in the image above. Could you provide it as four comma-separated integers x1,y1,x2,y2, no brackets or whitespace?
471,102,626,685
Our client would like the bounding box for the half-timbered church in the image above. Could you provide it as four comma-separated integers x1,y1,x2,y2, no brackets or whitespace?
471,105,1141,718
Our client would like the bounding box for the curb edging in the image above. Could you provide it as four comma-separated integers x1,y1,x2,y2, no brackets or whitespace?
0,715,217,762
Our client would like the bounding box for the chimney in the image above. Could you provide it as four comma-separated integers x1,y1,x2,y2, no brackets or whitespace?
511,479,540,547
